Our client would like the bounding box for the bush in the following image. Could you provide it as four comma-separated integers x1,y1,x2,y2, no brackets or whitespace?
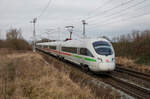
135,55,150,65
0,40,5,48
5,39,31,50
0,28,31,50
113,30,150,65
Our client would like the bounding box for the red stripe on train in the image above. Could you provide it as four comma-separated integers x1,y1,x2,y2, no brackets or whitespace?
59,52,72,56
42,48,71,56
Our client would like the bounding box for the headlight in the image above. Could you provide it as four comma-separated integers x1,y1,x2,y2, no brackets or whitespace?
97,57,103,62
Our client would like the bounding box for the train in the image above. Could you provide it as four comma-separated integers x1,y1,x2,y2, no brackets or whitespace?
36,38,116,72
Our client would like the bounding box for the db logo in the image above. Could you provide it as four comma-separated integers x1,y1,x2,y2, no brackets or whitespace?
106,59,110,63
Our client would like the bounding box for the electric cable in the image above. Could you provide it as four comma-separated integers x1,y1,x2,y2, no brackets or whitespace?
37,0,52,18
89,0,148,25
85,0,135,20
88,10,150,31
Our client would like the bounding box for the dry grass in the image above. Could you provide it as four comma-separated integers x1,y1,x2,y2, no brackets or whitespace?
42,53,121,99
116,57,150,73
0,49,98,99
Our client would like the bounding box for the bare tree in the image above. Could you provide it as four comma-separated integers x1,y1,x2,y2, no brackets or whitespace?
6,28,23,40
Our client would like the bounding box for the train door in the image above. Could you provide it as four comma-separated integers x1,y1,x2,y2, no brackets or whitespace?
71,48,81,65
79,48,86,65
68,47,78,64
79,48,95,67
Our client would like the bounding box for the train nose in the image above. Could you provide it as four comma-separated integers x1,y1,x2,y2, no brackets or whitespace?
108,63,115,71
96,57,115,71
97,61,115,71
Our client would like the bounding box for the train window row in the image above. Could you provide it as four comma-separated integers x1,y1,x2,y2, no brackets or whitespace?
37,45,56,50
61,47,94,57
62,47,77,54
37,45,94,57
49,46,56,50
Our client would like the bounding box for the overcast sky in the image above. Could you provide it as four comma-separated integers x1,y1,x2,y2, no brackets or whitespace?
0,0,150,40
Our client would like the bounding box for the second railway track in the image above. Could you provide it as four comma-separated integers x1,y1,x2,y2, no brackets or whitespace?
104,74,150,99
113,65,150,89
116,65,150,82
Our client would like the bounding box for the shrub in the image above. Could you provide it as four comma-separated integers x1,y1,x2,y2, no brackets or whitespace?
5,39,31,50
0,28,31,50
112,30,150,65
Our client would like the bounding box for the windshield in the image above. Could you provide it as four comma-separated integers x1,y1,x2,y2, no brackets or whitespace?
93,41,113,56
93,41,110,46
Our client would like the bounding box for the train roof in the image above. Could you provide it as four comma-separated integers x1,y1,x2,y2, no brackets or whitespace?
36,38,110,47
36,41,62,45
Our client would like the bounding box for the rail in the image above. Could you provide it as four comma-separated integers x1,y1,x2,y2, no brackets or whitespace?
116,64,150,82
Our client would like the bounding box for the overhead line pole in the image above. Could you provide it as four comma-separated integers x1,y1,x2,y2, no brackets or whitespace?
82,20,88,38
30,18,37,52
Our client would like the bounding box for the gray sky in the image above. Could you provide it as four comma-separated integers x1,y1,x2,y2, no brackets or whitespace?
0,0,150,40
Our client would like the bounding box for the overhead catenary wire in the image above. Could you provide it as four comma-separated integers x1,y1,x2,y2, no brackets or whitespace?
30,0,53,44
63,0,114,27
85,0,113,17
70,0,150,39
88,0,148,25
37,0,53,19
30,0,150,40
87,10,150,31
68,0,150,39
58,0,117,31
85,0,135,20
69,0,135,30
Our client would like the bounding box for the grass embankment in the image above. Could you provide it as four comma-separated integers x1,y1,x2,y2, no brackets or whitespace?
0,49,122,99
42,52,121,99
0,50,97,99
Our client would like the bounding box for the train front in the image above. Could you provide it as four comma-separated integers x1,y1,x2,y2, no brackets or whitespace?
91,40,116,72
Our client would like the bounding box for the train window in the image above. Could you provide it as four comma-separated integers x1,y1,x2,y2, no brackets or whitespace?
93,41,110,47
49,46,56,50
95,47,113,56
62,47,77,54
80,48,94,57
93,41,112,56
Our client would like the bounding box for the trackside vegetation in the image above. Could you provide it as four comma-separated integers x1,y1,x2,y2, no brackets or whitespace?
112,30,150,65
0,50,122,99
0,28,31,50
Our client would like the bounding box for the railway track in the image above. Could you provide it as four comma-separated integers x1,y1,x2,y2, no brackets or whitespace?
106,65,150,98
37,49,150,99
104,74,150,99
116,64,150,82
113,64,150,89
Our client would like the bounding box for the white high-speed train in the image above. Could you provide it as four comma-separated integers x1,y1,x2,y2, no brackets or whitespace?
36,38,116,72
